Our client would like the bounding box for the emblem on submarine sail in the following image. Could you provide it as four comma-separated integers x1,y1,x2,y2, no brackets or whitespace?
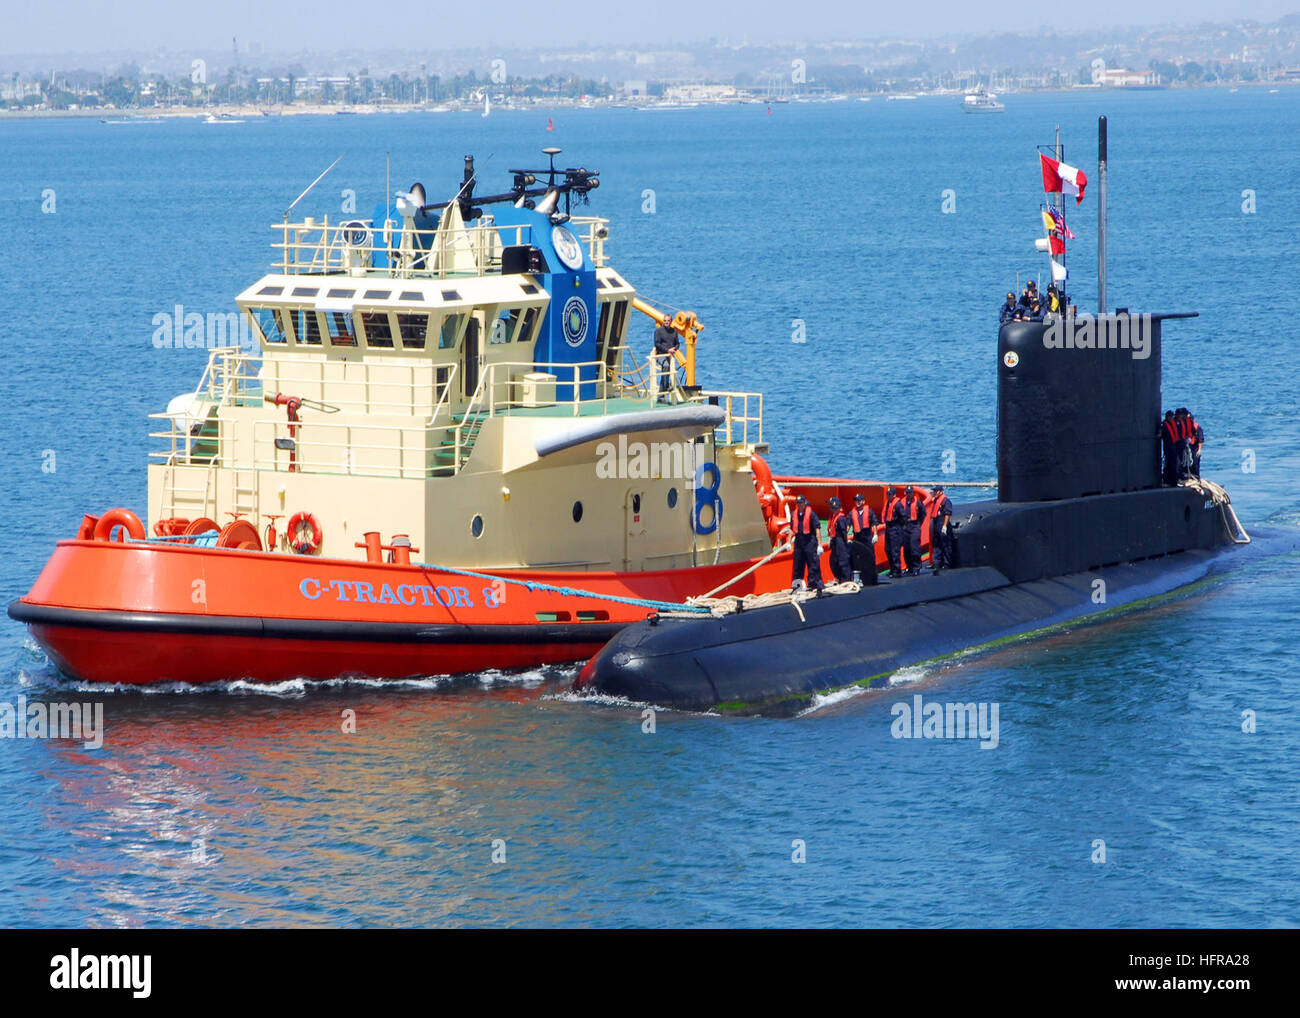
562,296,589,347
552,225,584,270
1003,351,1020,368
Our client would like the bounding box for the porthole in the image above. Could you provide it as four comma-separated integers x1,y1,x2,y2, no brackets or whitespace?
667,487,679,509
471,514,484,538
572,501,583,523
632,493,642,514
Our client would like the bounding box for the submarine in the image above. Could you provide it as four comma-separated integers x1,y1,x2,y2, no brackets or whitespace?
574,121,1252,715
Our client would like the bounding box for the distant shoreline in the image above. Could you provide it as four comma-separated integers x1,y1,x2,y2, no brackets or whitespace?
1,81,1293,121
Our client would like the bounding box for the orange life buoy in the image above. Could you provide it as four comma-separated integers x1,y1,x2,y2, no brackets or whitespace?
287,511,323,555
217,520,262,551
93,508,145,543
751,454,792,547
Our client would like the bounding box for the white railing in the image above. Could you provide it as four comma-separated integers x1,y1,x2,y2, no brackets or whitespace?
272,213,612,278
252,420,429,480
186,347,458,420
702,390,764,447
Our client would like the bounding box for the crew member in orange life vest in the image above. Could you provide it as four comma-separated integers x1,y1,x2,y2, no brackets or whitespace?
826,496,853,583
902,485,926,576
883,486,906,578
925,484,954,574
790,494,825,592
849,493,880,586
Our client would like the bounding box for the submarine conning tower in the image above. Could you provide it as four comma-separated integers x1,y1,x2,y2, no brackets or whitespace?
997,311,1196,502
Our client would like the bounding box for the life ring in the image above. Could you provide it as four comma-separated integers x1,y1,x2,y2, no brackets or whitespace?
217,520,262,551
153,517,191,537
93,508,145,543
287,511,323,555
751,455,790,547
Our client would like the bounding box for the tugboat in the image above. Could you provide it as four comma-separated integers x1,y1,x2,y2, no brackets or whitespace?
9,149,922,686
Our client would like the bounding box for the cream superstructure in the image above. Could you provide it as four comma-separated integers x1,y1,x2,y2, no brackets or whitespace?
147,177,771,572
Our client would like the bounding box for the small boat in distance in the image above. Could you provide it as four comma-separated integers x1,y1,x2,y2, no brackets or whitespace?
962,89,1006,113
887,94,919,101
204,113,245,124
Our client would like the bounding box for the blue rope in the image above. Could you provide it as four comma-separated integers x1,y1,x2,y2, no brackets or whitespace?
411,560,710,614
139,530,220,546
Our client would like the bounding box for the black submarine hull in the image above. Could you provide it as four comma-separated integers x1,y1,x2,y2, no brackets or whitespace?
579,312,1244,713
578,485,1238,715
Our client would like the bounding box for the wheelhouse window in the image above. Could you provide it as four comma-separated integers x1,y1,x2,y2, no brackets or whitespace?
519,307,539,343
249,307,289,344
293,309,322,345
439,313,465,350
362,311,396,348
490,307,519,345
395,313,427,350
609,300,629,345
326,311,357,347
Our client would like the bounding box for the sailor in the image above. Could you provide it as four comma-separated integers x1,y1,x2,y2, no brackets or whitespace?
1159,410,1179,486
1029,297,1045,322
653,317,680,401
883,486,904,578
902,484,926,576
1174,408,1194,481
826,496,852,583
1020,280,1038,309
1189,411,1205,478
924,484,954,574
999,291,1018,324
790,494,825,592
849,493,880,586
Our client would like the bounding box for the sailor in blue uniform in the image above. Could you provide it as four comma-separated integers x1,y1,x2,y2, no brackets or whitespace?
1159,410,1178,485
902,485,926,576
1173,408,1194,481
826,496,853,583
849,493,880,586
925,485,954,574
999,292,1017,324
883,486,905,578
1190,413,1205,478
790,494,824,592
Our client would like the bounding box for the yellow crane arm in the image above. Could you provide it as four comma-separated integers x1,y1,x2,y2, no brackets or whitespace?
632,297,704,386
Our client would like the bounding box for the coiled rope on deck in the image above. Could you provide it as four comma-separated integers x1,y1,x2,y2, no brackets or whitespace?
1181,477,1251,544
662,579,863,623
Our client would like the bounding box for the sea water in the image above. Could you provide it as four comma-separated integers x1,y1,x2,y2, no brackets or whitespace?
0,89,1297,927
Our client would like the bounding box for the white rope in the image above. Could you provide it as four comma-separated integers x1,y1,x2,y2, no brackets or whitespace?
1181,477,1251,544
695,537,792,599
660,579,862,621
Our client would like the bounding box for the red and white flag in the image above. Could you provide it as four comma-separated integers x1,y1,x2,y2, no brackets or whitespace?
1040,154,1088,204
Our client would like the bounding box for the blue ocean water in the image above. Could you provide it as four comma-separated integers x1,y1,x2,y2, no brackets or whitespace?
0,90,1297,927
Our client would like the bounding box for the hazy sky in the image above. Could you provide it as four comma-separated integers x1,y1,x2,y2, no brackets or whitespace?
1,0,1295,55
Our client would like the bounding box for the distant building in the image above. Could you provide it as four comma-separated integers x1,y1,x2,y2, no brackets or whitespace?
620,79,648,97
1099,68,1161,88
663,83,737,101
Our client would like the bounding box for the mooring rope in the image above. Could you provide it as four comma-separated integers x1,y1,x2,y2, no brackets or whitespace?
411,560,711,614
1181,477,1251,544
